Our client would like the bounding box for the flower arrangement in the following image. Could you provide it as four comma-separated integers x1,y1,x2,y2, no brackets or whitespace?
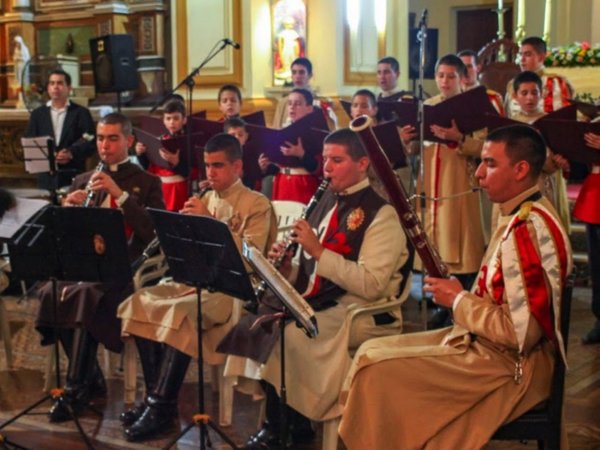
545,41,600,67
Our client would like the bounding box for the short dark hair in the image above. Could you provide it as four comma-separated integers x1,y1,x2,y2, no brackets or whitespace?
324,128,367,162
223,117,247,132
218,84,242,104
486,125,547,179
377,56,400,73
48,69,71,86
521,37,547,55
163,99,186,116
166,93,185,103
290,88,313,106
291,57,313,75
435,54,468,78
352,89,377,107
457,49,478,63
513,70,543,92
0,188,16,219
98,112,132,137
204,133,243,162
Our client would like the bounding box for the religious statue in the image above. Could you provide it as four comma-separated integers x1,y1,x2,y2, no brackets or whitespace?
13,35,31,88
274,16,304,84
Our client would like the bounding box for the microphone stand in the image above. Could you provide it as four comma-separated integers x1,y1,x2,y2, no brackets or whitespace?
149,39,235,196
416,9,430,327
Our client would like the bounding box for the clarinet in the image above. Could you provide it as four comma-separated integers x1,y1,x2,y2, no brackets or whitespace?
349,115,449,279
251,178,331,306
131,185,213,273
82,161,105,207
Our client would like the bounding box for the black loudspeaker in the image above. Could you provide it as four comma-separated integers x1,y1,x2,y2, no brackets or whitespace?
408,28,438,80
90,34,139,93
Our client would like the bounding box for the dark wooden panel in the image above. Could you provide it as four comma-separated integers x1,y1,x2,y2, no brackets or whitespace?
456,6,514,53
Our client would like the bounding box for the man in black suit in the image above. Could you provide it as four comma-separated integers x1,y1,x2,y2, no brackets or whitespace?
25,69,96,189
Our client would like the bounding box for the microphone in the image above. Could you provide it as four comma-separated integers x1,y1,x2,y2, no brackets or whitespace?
223,38,241,49
418,9,428,28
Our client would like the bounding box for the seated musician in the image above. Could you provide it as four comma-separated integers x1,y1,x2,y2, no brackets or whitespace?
116,133,277,441
219,128,410,449
339,125,573,449
35,113,164,422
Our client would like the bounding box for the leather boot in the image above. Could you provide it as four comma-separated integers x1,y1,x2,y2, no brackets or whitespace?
49,328,99,423
245,381,290,449
120,337,163,426
124,345,190,442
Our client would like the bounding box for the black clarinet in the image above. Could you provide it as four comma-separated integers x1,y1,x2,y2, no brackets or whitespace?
131,186,212,273
249,178,330,311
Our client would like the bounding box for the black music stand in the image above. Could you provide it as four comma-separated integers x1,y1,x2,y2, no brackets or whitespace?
148,209,255,450
240,243,319,449
0,206,132,450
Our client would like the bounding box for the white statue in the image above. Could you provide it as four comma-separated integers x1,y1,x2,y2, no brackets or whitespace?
13,35,31,87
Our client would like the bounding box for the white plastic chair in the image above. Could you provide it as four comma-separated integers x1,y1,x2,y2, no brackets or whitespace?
271,200,306,241
122,253,169,403
321,298,405,450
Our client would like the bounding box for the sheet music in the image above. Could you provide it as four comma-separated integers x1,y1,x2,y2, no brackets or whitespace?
0,197,49,240
242,241,318,338
21,136,53,174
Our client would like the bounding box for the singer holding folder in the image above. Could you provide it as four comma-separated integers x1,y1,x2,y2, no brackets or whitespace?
135,99,195,212
117,133,277,442
35,113,164,423
260,88,323,204
403,54,487,328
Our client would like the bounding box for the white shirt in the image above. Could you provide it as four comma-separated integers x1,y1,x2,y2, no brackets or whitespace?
46,100,70,146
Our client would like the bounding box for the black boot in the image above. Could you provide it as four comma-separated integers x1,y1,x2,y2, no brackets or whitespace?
245,381,293,449
49,328,99,423
120,337,163,426
124,345,190,442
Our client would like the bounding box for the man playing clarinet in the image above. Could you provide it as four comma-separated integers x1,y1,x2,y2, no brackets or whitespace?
220,128,410,449
35,113,164,422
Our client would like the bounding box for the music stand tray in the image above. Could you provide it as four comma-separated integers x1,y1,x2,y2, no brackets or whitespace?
148,208,255,450
0,205,132,450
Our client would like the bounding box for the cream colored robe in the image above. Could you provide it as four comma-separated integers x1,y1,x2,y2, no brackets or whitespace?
414,94,486,274
260,180,409,421
118,180,277,364
339,188,573,450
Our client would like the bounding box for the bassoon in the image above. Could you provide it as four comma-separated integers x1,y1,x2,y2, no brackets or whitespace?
349,115,449,279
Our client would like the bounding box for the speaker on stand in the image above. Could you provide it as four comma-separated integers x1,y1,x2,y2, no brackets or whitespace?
408,28,438,95
89,34,139,111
